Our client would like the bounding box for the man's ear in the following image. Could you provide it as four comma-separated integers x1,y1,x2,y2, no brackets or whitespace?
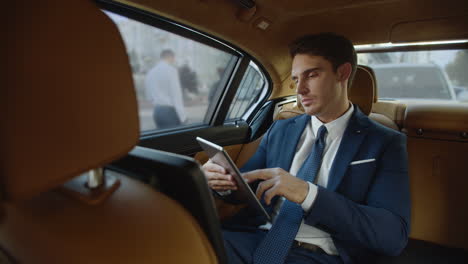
337,62,352,82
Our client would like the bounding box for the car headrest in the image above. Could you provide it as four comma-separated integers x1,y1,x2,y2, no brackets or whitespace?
2,0,139,201
275,65,377,120
348,65,377,116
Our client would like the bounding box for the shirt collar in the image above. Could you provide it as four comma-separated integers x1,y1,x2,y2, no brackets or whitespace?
311,103,354,140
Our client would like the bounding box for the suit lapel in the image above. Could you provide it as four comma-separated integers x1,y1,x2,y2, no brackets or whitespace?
327,107,370,191
279,114,310,171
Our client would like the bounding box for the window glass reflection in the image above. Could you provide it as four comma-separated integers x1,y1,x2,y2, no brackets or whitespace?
104,11,237,131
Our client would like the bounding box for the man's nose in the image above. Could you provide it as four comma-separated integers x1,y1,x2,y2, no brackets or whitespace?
296,79,308,95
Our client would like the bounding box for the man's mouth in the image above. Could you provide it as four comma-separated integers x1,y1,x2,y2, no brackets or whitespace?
301,98,315,106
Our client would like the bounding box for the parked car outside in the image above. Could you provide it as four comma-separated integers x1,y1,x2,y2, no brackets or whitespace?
371,63,457,101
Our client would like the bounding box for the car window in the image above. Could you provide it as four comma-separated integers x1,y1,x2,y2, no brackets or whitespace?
104,11,239,132
358,49,468,102
226,62,267,121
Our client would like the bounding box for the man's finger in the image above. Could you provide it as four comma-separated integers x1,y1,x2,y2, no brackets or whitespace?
207,172,234,181
255,179,275,201
242,169,273,183
263,184,280,205
203,162,226,174
209,179,236,187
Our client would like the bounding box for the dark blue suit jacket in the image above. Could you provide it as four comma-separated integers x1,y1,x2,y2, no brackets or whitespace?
226,106,411,264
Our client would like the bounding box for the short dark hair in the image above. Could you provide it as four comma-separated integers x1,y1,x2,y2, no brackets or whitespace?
289,32,357,88
160,49,175,59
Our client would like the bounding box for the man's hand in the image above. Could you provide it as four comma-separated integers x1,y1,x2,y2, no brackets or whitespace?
202,159,238,191
243,168,309,205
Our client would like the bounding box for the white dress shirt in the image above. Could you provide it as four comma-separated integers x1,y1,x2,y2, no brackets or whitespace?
145,60,186,122
262,104,354,255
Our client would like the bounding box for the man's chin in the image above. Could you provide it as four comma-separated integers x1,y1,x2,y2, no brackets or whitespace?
303,105,321,116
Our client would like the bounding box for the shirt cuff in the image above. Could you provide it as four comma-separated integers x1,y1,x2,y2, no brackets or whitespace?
301,182,318,212
216,190,232,196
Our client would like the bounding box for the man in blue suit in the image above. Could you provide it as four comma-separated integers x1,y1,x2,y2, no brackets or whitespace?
203,33,410,264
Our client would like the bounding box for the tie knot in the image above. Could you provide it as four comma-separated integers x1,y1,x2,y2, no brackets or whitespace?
317,125,327,141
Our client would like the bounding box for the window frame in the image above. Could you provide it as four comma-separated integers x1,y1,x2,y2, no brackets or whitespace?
97,0,272,137
356,42,468,53
225,61,269,122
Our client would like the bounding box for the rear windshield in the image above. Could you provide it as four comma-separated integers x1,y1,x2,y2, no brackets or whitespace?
358,49,468,102
372,66,451,99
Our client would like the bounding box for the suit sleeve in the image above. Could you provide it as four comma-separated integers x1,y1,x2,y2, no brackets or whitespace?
304,133,411,256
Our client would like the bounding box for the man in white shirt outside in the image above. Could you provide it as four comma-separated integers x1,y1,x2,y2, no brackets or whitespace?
145,49,186,129
202,33,410,264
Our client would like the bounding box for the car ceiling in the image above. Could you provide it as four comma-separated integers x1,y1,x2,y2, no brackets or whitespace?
121,0,468,98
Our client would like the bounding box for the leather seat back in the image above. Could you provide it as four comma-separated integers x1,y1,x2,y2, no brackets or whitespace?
349,65,376,115
404,104,468,250
1,0,217,263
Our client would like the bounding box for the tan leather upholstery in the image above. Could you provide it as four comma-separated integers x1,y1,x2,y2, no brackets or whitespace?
404,104,468,141
1,0,217,263
273,100,305,121
369,113,399,131
390,16,468,43
403,103,468,249
2,0,139,202
372,101,407,128
348,65,376,116
234,136,264,168
407,137,468,250
0,173,217,263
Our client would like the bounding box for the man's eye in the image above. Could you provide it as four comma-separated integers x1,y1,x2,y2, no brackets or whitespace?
308,73,318,78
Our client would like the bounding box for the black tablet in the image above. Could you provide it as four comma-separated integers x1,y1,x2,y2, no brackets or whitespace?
196,137,271,222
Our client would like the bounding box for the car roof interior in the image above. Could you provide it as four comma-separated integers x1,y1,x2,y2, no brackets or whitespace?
2,0,468,263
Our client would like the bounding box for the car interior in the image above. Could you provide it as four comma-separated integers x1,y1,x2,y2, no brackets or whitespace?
2,0,468,263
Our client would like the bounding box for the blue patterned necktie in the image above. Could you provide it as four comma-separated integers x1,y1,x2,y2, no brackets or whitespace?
253,125,328,264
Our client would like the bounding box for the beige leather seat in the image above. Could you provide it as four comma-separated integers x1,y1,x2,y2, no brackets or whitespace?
355,66,399,130
0,0,216,263
276,65,400,131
